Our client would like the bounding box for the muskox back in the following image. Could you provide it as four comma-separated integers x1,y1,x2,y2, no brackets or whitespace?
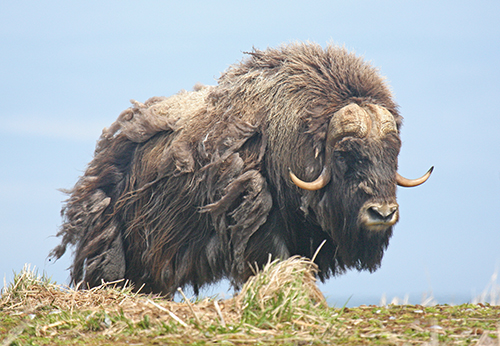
51,42,430,296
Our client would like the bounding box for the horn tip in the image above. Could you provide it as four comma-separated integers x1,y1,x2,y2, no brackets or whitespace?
396,165,434,188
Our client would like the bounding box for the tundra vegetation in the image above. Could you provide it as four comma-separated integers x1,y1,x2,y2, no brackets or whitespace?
1,259,499,345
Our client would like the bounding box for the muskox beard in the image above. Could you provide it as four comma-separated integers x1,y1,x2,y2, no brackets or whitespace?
314,189,393,273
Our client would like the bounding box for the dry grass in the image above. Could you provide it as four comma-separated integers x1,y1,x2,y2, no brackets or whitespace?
473,271,500,306
1,261,500,345
0,258,333,345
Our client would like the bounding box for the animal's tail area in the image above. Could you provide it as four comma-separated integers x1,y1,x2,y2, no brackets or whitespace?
49,134,138,286
50,89,210,286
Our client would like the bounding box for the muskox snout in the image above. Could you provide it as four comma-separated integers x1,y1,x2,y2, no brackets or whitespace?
359,202,399,231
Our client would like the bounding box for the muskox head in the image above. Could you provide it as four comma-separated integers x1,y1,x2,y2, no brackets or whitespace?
287,102,432,271
290,103,432,227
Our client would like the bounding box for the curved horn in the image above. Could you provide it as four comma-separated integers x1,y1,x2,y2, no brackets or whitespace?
396,166,434,187
327,104,370,145
289,104,370,191
289,166,331,191
363,104,397,137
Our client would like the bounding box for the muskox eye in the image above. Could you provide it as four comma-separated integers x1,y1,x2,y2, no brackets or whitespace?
334,152,345,163
334,152,348,172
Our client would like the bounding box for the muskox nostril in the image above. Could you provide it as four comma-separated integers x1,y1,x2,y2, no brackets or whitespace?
367,205,398,222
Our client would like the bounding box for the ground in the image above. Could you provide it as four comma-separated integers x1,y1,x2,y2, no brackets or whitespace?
1,260,499,345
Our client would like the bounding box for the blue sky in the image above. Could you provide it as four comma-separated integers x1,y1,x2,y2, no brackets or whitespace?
1,1,499,306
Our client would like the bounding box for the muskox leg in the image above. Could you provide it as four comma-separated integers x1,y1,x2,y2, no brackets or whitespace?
242,208,291,270
79,226,126,287
53,186,128,289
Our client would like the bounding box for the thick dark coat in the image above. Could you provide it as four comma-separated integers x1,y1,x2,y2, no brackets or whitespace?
52,43,406,295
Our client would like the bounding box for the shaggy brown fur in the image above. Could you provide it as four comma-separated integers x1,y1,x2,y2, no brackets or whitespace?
51,42,403,296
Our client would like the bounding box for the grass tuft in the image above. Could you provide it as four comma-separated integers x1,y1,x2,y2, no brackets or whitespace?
236,255,329,329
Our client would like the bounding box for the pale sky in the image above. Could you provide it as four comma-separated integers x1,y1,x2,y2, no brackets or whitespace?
1,1,499,306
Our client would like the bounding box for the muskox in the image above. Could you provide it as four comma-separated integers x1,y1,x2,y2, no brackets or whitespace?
51,42,432,296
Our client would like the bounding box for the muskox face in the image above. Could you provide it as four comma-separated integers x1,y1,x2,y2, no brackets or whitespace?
327,134,400,234
290,103,431,270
